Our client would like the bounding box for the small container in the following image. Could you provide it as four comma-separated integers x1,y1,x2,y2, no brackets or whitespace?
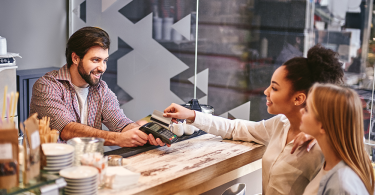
67,137,105,166
181,99,214,115
171,123,184,137
107,155,123,166
162,17,174,40
0,36,7,55
201,105,214,114
180,103,214,115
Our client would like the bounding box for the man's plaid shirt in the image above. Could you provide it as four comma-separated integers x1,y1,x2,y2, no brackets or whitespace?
30,65,134,140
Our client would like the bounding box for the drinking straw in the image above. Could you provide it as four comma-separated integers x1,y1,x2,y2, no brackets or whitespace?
46,117,50,133
2,85,7,122
6,94,10,122
9,92,13,123
43,117,47,134
10,92,18,124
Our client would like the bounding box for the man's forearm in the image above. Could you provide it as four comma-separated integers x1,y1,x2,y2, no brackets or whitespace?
122,122,140,132
60,122,119,146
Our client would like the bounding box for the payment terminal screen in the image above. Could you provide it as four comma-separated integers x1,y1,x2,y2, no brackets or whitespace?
149,123,163,132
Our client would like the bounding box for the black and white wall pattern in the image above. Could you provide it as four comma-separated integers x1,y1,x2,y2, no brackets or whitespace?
70,0,265,122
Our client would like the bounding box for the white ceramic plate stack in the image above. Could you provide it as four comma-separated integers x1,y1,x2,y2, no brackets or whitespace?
41,143,74,174
60,166,99,195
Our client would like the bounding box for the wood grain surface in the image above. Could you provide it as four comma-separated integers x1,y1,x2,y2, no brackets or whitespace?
99,134,265,195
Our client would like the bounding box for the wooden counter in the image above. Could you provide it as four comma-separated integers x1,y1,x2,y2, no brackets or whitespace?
99,134,265,195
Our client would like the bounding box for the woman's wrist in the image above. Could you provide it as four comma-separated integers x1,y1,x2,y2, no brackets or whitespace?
186,110,196,124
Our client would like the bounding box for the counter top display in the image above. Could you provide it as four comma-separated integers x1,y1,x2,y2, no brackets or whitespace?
99,134,265,195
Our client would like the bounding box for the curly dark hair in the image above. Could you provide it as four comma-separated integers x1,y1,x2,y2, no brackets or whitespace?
282,44,344,94
65,26,110,68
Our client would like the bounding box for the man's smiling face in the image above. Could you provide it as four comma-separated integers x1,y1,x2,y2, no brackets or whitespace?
78,46,109,86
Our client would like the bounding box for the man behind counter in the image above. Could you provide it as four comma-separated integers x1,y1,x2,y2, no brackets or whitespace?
30,26,167,147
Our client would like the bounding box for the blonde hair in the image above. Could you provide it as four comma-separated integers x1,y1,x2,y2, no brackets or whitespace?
308,83,374,194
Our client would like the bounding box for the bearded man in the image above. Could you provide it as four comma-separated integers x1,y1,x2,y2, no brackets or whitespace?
30,27,166,147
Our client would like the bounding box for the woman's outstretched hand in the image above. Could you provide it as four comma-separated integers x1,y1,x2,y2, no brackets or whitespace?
163,103,196,123
291,132,317,154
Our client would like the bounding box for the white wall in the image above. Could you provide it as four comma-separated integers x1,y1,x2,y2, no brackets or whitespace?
0,0,68,70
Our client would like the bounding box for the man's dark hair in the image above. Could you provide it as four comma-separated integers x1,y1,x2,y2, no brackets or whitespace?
65,26,110,68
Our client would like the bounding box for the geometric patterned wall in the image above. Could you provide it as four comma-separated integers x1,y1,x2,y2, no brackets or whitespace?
70,0,255,122
71,0,315,123
70,0,375,141
71,0,190,121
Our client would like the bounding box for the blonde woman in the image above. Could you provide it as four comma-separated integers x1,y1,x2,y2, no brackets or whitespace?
300,83,374,195
163,45,344,195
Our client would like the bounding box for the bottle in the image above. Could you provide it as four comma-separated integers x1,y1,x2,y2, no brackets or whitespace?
260,37,268,58
0,36,7,55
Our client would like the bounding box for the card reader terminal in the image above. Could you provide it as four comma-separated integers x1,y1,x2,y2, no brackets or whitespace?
139,122,177,145
139,110,178,145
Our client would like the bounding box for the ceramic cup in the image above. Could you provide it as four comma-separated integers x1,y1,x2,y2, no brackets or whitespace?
183,124,196,135
171,123,184,137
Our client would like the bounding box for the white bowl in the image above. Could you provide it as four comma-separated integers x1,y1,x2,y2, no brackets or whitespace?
42,143,75,156
60,166,98,179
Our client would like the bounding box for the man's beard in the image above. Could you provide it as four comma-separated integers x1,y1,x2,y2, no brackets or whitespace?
78,61,102,86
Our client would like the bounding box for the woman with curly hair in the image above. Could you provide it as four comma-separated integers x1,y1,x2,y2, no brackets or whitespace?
161,44,344,195
300,83,374,195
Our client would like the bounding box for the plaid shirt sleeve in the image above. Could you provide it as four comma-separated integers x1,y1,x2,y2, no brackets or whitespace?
30,78,76,133
101,85,134,132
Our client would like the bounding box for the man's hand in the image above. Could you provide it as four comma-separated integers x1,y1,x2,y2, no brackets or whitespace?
291,132,317,154
115,128,148,147
136,119,148,126
148,134,171,147
163,103,196,123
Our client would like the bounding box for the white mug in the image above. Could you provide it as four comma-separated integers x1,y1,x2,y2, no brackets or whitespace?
171,123,184,137
183,124,196,135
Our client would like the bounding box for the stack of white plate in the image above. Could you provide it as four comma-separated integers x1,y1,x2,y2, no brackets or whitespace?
41,143,74,174
60,166,99,195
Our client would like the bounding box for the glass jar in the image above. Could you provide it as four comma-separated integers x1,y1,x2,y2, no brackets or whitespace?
67,137,105,166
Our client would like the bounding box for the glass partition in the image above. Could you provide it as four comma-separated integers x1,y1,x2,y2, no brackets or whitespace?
196,0,314,121
311,0,374,142
196,0,375,128
69,0,375,131
70,0,198,121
